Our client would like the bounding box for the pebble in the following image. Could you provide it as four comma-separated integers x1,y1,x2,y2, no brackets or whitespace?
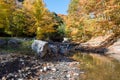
27,71,31,75
0,54,81,79
2,77,6,80
14,74,18,78
51,67,57,72
18,70,22,73
66,74,71,78
25,67,30,70
18,78,23,80
73,73,79,76
80,71,85,74
19,58,24,62
43,67,47,72
40,69,43,72
34,66,40,69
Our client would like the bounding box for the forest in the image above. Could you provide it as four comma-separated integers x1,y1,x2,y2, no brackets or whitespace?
0,0,120,80
0,0,120,42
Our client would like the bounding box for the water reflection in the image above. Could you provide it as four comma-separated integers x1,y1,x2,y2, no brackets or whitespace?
72,52,120,80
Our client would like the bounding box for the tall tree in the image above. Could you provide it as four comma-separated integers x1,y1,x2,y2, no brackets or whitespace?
27,0,57,40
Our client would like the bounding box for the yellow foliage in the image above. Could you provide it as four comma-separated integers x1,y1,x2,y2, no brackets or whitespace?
67,0,120,41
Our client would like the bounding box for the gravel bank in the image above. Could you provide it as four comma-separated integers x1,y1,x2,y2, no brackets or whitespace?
0,53,82,80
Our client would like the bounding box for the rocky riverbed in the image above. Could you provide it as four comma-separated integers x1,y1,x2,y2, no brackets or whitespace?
0,53,81,80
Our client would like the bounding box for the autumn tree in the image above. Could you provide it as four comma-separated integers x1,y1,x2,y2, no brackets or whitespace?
67,0,94,41
24,0,65,41
49,13,65,42
9,9,27,36
24,0,56,40
4,0,35,37
67,0,120,42
0,0,16,36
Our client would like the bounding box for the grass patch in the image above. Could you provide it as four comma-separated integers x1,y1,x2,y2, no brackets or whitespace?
0,38,35,55
72,52,120,80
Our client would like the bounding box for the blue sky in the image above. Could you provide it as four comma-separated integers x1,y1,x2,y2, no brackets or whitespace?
44,0,70,15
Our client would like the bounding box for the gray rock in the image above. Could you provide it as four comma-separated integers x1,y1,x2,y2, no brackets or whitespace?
8,39,20,48
59,46,69,55
73,73,79,76
40,69,43,72
62,37,71,43
0,39,7,47
107,39,120,61
18,78,23,80
2,76,6,80
51,67,57,72
49,44,59,54
79,71,85,74
31,40,51,58
43,66,47,72
6,73,15,80
66,74,71,78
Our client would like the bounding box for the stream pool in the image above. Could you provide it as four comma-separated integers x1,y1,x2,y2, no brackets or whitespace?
72,52,120,80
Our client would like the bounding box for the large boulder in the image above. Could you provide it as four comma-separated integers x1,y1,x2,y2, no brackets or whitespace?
51,43,76,55
32,40,76,57
76,34,113,53
106,39,120,61
49,42,73,55
107,39,120,54
31,40,51,58
80,34,113,47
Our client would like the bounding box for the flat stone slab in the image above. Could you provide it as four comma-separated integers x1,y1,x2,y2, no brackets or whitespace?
107,39,120,61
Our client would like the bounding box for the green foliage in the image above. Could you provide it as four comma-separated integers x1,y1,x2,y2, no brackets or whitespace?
9,9,26,36
47,13,66,41
35,10,66,41
0,38,34,55
31,0,57,40
57,24,66,37
0,0,66,41
0,0,14,35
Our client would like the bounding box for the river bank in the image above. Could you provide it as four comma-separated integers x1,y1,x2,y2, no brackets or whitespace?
0,36,120,80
